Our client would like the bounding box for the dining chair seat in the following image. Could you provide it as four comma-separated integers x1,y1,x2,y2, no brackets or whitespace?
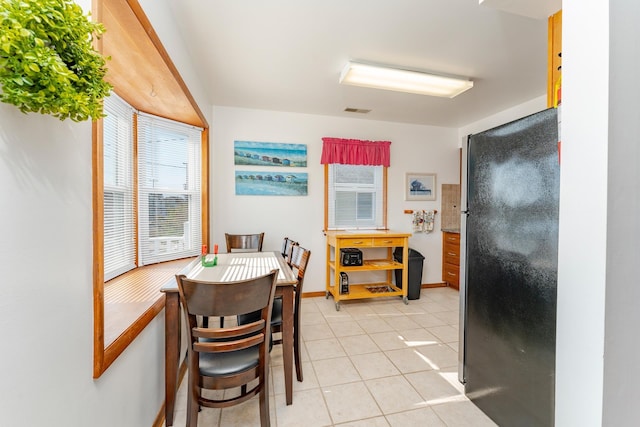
270,297,283,325
199,346,259,376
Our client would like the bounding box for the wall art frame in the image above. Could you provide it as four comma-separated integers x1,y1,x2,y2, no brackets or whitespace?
234,140,307,167
235,171,308,196
405,172,437,201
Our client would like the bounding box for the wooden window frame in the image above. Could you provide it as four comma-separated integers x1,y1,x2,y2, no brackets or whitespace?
92,0,209,378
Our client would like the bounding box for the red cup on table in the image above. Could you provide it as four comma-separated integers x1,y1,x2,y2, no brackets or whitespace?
214,244,218,255
202,245,207,255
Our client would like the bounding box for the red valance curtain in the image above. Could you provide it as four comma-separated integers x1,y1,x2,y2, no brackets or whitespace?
320,137,391,167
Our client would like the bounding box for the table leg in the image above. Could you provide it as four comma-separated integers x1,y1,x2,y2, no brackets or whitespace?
280,286,294,405
164,293,180,426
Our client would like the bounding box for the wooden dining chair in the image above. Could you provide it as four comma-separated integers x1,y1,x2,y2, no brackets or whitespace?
175,270,278,427
225,232,265,253
281,236,298,266
275,245,310,381
237,245,311,382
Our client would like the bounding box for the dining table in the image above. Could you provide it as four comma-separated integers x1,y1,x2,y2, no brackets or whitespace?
160,251,298,426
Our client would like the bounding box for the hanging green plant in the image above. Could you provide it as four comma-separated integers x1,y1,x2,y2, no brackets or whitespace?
0,0,112,121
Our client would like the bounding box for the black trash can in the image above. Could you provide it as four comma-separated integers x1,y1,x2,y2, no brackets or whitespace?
393,247,425,300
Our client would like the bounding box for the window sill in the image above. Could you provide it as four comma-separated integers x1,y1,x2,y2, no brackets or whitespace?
104,257,196,347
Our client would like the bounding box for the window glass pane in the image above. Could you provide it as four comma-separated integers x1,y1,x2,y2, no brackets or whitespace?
335,191,357,226
138,114,202,265
148,193,189,237
103,94,136,280
328,164,384,229
140,129,190,191
357,192,374,220
104,112,131,188
335,164,374,184
104,191,125,259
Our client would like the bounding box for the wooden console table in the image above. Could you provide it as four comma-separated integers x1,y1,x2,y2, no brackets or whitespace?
325,230,411,310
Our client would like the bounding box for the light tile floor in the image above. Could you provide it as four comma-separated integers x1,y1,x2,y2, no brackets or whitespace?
166,287,497,426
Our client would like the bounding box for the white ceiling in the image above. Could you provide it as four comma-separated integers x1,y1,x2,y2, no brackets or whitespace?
167,0,560,128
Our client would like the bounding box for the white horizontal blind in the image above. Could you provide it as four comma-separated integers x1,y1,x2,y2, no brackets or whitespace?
137,114,202,265
328,164,384,229
103,94,136,280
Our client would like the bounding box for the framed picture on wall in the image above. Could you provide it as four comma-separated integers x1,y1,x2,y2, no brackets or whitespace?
405,172,437,201
235,171,308,196
234,141,307,167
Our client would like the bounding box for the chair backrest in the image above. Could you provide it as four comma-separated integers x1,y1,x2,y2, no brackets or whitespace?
281,237,298,265
225,232,265,253
290,245,310,299
176,269,278,321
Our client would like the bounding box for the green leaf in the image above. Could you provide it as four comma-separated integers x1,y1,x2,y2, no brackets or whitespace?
0,0,112,121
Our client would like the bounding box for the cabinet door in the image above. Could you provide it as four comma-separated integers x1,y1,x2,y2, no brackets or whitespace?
443,263,460,289
442,232,460,288
547,9,562,107
444,241,460,266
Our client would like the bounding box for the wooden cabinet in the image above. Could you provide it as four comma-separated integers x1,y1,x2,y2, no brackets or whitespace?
442,231,460,290
547,9,562,107
325,230,411,310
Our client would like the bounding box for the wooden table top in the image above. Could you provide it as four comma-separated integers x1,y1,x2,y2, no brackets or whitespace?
160,251,297,293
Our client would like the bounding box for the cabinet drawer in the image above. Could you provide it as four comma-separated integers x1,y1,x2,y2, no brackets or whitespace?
443,263,460,286
339,238,373,247
443,232,460,244
371,237,405,247
443,242,460,266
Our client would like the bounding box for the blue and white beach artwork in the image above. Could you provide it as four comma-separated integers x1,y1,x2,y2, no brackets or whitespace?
234,141,307,167
235,171,308,196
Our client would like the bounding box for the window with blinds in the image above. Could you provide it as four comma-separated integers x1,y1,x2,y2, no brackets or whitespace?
137,114,202,265
103,94,136,281
102,95,203,279
328,164,384,229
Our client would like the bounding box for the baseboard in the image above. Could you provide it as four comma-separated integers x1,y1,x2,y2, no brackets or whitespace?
302,291,326,298
422,282,448,288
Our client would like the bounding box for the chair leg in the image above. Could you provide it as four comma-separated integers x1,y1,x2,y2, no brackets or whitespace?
293,326,303,382
186,378,200,427
258,385,270,427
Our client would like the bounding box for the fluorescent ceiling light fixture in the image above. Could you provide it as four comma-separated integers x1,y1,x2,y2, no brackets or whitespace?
339,62,473,98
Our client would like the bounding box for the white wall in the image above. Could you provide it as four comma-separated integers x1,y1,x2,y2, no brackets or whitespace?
0,1,208,425
210,107,460,291
0,103,166,426
601,1,640,424
458,95,547,143
555,1,610,425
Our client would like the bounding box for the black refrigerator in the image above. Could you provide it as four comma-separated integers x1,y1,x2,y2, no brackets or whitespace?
460,108,559,426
